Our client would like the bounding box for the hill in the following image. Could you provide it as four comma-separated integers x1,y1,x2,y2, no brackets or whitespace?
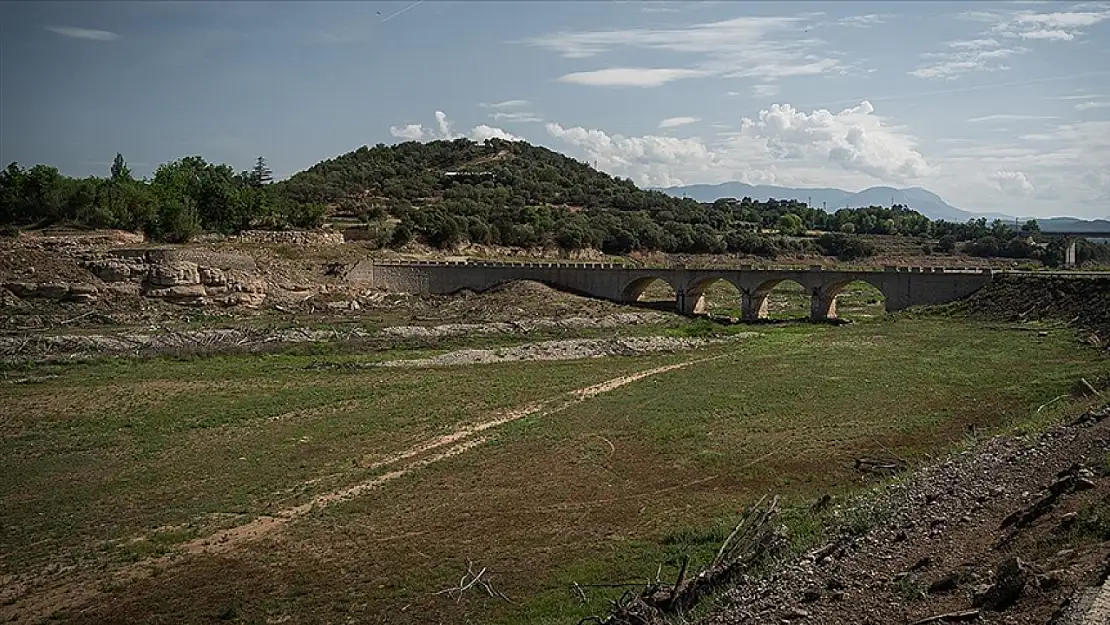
658,182,1105,232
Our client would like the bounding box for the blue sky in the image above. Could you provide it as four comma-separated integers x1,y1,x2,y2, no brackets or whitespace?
1,1,1108,219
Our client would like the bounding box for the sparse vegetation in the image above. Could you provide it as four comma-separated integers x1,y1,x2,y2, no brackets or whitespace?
3,312,1106,625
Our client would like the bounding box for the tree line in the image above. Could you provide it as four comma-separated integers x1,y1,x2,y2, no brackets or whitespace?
0,154,325,242
2,138,1107,266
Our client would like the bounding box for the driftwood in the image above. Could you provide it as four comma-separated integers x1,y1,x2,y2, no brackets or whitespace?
579,495,784,625
854,457,907,475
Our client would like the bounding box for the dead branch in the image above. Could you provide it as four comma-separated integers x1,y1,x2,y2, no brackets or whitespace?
434,559,515,605
1036,394,1070,413
908,608,981,624
583,494,784,625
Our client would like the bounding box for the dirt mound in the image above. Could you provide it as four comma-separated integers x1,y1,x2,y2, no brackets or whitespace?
961,275,1110,344
702,404,1110,625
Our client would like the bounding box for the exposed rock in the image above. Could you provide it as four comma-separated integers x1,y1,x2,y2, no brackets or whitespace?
86,259,136,282
927,571,962,594
143,284,208,305
199,266,227,286
974,557,1032,611
144,262,200,287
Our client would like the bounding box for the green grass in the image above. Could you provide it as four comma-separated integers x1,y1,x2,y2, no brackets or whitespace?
3,315,1107,625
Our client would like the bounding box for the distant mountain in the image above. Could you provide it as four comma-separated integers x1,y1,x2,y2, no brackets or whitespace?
658,182,1105,232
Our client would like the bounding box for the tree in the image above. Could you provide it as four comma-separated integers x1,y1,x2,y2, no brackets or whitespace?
776,213,805,236
110,153,132,182
251,156,274,187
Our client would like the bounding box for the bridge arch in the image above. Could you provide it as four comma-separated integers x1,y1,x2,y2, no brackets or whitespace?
743,278,813,321
679,276,743,316
816,278,888,321
621,276,680,310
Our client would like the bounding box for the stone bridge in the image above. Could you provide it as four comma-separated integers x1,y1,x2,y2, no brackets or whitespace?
351,260,996,321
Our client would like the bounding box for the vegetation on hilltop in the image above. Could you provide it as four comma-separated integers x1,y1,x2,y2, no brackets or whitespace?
2,138,1108,265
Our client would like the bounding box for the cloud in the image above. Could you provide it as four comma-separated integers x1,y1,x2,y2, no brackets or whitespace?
389,124,426,141
389,112,521,143
522,15,848,86
990,170,1035,195
470,125,522,142
930,119,1110,216
913,7,1109,79
837,14,888,27
490,111,544,123
910,38,1027,79
737,100,933,181
658,116,700,129
751,83,781,98
481,100,530,109
45,26,118,41
558,68,708,87
995,8,1110,40
959,6,1110,41
967,114,1059,122
1076,100,1110,110
542,100,930,188
1048,93,1103,100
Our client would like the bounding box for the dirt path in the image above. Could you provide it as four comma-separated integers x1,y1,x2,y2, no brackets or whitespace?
0,354,724,624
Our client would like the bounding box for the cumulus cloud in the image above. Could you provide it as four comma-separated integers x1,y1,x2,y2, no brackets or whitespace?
541,100,930,188
470,125,522,142
559,67,707,87
522,15,851,87
990,170,1035,195
738,100,932,180
45,26,118,41
389,111,521,143
389,124,426,141
1076,100,1110,110
658,116,700,129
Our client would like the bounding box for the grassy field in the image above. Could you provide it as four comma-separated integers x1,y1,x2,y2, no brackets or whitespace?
2,299,1106,624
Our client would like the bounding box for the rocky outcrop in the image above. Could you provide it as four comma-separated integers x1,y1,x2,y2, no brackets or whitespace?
2,282,100,303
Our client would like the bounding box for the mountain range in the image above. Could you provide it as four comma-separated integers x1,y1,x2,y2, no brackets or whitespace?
658,182,1110,233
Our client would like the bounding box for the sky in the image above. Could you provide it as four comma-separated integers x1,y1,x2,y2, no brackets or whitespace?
1,1,1109,219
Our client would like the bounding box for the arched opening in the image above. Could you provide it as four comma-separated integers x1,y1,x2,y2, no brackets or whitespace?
823,280,886,321
687,278,743,319
621,277,678,311
749,279,811,321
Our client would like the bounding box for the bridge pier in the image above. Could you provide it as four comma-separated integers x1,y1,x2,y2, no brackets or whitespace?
676,292,707,315
810,290,838,322
1065,239,1077,268
740,292,769,321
